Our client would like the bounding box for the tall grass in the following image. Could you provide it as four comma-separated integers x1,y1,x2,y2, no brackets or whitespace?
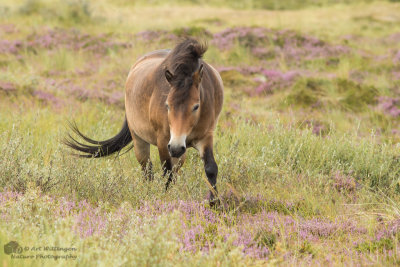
1,107,399,208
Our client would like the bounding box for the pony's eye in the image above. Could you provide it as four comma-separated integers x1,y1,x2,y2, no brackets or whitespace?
193,104,200,112
166,103,170,110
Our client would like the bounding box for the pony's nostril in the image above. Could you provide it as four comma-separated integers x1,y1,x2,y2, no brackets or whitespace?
168,144,171,150
181,146,186,152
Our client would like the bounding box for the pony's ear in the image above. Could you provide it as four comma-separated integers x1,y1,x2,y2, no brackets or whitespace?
198,64,204,79
165,69,174,83
193,64,204,86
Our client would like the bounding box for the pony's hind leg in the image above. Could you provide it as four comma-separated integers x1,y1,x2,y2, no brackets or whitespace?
132,132,153,180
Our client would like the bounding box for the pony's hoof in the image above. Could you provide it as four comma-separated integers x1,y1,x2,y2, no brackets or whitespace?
207,191,220,208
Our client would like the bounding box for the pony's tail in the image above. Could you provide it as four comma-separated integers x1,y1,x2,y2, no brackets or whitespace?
63,118,133,158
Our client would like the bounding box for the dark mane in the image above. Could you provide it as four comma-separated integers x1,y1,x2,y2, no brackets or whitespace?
164,38,207,102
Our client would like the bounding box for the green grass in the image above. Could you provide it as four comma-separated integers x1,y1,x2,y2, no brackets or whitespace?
2,107,399,205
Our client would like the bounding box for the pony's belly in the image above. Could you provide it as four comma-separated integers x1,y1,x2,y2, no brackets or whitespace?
127,109,157,145
133,125,157,145
125,93,158,145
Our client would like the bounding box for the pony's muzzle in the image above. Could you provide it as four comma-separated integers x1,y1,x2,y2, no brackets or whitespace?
168,133,186,158
168,134,186,158
168,143,186,158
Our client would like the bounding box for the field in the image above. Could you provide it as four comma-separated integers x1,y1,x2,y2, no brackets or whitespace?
1,0,400,265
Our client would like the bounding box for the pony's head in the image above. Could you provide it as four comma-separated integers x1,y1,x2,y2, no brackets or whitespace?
164,38,207,158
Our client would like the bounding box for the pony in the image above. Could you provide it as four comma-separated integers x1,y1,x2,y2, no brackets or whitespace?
64,38,224,203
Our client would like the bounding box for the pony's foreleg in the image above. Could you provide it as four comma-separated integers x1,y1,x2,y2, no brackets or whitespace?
197,135,219,206
165,155,186,190
157,138,186,190
132,133,153,180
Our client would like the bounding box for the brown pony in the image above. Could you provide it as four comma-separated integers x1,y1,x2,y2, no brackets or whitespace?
64,38,224,203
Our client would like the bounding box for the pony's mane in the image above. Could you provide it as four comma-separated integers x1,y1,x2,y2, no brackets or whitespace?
164,38,207,99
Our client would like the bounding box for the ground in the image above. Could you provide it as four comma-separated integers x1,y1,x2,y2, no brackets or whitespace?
1,0,400,266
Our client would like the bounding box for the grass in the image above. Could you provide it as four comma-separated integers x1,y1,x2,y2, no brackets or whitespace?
1,0,400,265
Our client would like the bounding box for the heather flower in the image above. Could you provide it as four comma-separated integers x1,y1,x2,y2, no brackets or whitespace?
378,96,400,117
0,24,16,34
376,218,400,241
1,28,132,56
0,191,22,204
0,189,372,261
312,123,325,135
74,199,107,237
0,81,17,94
393,50,400,64
33,90,63,108
0,39,23,54
212,27,350,62
217,65,300,96
251,69,299,95
107,91,124,106
392,71,400,81
332,172,357,193
386,33,400,44
135,30,170,42
54,197,76,217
